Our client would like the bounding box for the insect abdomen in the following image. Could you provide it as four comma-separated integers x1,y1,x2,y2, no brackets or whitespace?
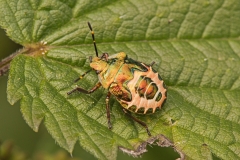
121,63,167,114
135,76,158,100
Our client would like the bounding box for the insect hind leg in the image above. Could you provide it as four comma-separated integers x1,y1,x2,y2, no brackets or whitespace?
122,108,152,136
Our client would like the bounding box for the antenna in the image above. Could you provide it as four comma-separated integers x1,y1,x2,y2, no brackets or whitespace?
87,22,99,57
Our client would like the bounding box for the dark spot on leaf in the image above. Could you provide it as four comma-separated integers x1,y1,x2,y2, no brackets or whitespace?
170,119,176,124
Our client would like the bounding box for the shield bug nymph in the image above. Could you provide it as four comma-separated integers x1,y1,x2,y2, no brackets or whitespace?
67,22,167,136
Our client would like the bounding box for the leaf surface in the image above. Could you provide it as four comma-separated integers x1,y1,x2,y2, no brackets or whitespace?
1,0,240,159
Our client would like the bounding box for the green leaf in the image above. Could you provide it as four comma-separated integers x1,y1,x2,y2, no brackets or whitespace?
1,0,240,160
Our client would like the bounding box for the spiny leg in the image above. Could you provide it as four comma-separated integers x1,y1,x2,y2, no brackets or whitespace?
73,69,92,83
67,82,102,95
106,92,112,129
122,108,152,136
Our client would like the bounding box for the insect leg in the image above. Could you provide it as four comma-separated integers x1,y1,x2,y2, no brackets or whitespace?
67,82,102,95
122,108,152,136
106,92,112,129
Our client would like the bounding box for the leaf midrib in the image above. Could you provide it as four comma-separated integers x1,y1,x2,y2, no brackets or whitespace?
45,37,240,46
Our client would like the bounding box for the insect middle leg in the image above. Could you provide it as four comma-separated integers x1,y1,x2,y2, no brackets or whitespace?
106,92,112,129
122,108,152,136
67,82,102,95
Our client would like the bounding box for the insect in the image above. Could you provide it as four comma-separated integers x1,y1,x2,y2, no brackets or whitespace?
67,22,167,136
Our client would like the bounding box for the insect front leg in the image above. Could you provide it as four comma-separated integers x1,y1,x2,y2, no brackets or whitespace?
67,82,102,95
122,108,152,136
106,92,112,129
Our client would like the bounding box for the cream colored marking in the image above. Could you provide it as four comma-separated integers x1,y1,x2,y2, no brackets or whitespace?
121,63,167,114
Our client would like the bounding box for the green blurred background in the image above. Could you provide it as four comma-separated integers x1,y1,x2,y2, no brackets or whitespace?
0,28,180,160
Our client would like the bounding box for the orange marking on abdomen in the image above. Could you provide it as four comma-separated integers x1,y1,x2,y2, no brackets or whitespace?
121,63,167,114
